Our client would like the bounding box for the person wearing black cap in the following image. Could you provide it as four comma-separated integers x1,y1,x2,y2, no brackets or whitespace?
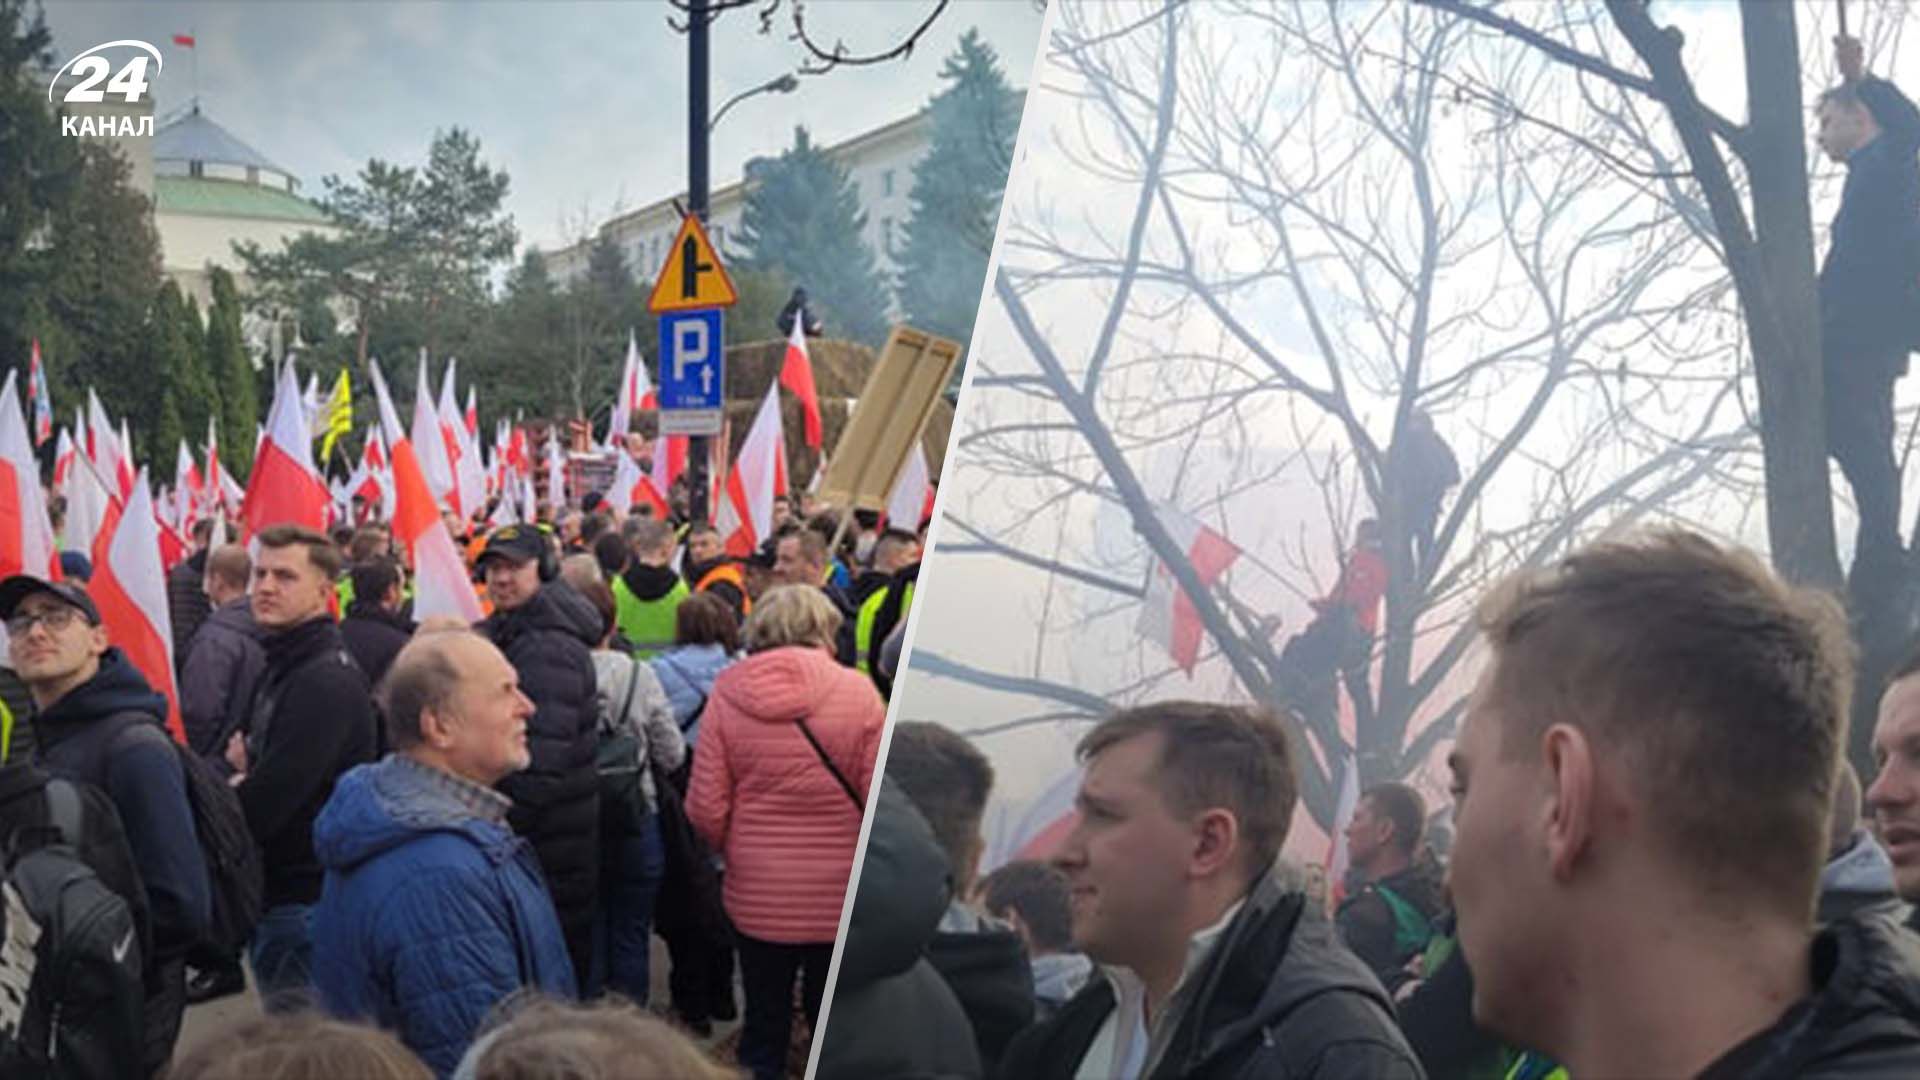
474,523,604,988
232,525,379,1010
2,574,211,1072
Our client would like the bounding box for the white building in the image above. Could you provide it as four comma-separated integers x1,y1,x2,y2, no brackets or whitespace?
543,107,935,309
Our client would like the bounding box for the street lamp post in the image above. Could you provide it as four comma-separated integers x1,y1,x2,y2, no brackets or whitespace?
710,73,800,134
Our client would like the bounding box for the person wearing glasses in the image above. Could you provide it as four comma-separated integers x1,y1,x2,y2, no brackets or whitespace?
0,574,212,1074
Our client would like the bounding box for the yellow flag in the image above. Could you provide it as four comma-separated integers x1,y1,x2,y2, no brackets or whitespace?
319,368,352,462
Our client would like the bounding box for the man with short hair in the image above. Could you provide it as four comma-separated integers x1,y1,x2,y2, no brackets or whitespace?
168,517,217,666
887,722,1033,1071
1334,781,1445,993
614,518,688,658
774,529,856,664
180,543,266,760
234,525,380,1006
4,576,211,1071
312,630,575,1075
1457,529,1920,1077
1817,35,1920,584
980,860,1092,1022
1864,648,1920,928
340,557,413,691
474,524,603,986
684,522,748,623
1003,701,1419,1078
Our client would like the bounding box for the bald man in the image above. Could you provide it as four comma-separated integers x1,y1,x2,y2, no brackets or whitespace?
311,631,576,1074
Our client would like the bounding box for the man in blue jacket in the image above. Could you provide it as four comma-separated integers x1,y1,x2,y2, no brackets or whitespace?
3,575,212,1074
312,628,574,1078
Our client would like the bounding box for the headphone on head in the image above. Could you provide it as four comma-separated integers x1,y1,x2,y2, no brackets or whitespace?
482,524,560,583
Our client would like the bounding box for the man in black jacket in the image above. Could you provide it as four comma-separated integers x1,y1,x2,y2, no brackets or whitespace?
1001,701,1419,1079
772,529,857,666
231,525,378,1009
4,576,212,1073
1459,530,1920,1077
178,543,265,759
1334,781,1446,994
475,524,602,986
166,519,214,669
1818,35,1920,584
339,557,413,690
886,722,1033,1073
817,781,982,1080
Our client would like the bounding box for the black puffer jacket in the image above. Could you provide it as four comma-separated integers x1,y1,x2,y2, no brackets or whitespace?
817,780,982,1080
178,597,266,758
1699,911,1920,1078
339,604,413,690
240,617,379,908
166,549,210,671
928,909,1033,1074
479,579,601,982
998,868,1421,1080
1336,856,1447,993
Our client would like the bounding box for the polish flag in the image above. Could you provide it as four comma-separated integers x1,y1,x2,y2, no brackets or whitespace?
464,386,479,440
371,360,483,622
53,428,75,490
605,449,669,519
76,407,90,464
438,360,485,522
240,362,330,540
86,391,131,499
1136,502,1241,674
115,420,135,499
410,357,456,515
348,427,396,522
780,316,823,450
607,330,654,447
154,511,187,571
982,767,1085,875
60,437,111,558
715,383,786,557
651,434,687,496
91,473,183,741
886,441,933,532
202,418,226,519
173,440,203,530
0,371,60,580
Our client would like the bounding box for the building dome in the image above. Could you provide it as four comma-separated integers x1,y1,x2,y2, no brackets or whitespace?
151,106,325,225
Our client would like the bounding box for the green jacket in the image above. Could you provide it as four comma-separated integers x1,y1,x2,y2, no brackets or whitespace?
613,573,687,658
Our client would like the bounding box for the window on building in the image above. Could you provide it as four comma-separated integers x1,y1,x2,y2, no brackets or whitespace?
883,169,895,197
189,160,204,178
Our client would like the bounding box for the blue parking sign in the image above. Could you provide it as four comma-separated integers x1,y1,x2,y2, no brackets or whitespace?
659,308,725,412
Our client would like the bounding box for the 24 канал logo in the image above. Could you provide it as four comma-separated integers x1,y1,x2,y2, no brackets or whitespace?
49,39,160,138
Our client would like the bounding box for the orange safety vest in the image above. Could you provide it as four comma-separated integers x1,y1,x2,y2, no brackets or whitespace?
695,563,752,616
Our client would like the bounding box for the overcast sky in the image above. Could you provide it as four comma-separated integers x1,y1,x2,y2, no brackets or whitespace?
42,1,1044,253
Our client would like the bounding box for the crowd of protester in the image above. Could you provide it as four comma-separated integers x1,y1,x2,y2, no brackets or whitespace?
0,483,925,1079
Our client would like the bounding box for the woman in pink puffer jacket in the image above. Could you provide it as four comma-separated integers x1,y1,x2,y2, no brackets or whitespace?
686,584,884,1080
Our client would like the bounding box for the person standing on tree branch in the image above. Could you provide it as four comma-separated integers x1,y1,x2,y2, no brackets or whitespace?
1816,34,1920,589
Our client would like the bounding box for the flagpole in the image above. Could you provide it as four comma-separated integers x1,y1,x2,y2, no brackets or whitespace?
191,26,199,111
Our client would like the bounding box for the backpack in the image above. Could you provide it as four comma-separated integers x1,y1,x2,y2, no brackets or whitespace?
595,660,652,838
0,780,145,1080
104,718,263,967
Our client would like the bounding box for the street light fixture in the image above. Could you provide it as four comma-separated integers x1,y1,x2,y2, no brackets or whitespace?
709,73,800,133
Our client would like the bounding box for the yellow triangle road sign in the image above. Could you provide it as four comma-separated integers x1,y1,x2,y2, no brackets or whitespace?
647,214,739,313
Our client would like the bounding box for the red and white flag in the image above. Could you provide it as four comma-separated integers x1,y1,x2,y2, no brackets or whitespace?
59,430,110,558
52,428,75,490
715,383,787,558
173,440,203,532
1136,502,1241,674
605,448,669,520
780,316,823,450
410,356,456,515
27,339,52,447
347,426,395,522
464,386,479,440
240,362,330,540
91,472,183,741
607,329,655,447
115,420,135,500
886,440,934,532
86,391,132,501
0,371,60,580
438,360,484,521
202,417,227,519
651,433,687,496
371,360,483,622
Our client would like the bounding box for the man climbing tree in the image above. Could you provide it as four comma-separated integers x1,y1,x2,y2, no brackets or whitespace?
1817,33,1920,591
